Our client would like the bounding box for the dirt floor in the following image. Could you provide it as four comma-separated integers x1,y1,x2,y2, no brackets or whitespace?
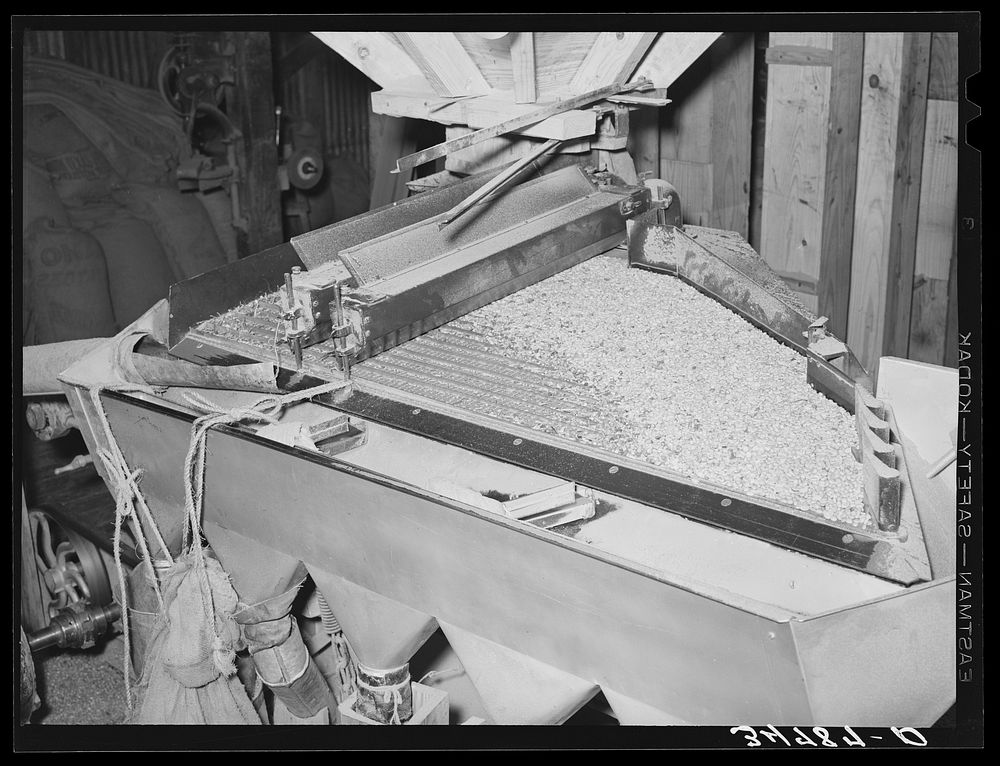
29,634,128,725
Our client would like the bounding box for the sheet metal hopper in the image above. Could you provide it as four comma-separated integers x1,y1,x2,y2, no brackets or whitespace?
59,159,956,725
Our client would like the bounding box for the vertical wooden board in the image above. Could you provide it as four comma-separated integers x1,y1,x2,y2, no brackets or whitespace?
369,114,418,208
847,33,905,373
928,32,958,101
748,32,769,254
908,276,950,364
312,31,433,93
628,106,660,178
792,290,820,315
533,32,601,101
509,32,536,103
914,100,959,280
568,32,657,94
393,33,491,97
818,32,865,339
909,98,958,365
658,44,715,165
635,32,722,90
882,33,932,359
709,33,754,237
942,225,959,368
659,159,713,226
759,33,833,281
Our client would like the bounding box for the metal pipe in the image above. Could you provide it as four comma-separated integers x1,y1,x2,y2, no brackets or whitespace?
437,138,563,229
27,602,122,653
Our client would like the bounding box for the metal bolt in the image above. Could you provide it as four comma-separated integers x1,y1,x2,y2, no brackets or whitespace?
721,498,732,507
842,533,855,544
608,466,619,474
291,266,302,275
313,300,320,307
616,32,625,40
513,438,523,445
357,46,370,59
412,408,421,415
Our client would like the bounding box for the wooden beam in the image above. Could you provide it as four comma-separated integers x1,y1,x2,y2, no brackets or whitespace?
634,32,722,89
883,32,932,359
627,105,660,179
312,31,434,93
709,32,754,237
942,217,959,368
765,45,833,67
227,31,283,256
569,32,657,94
393,32,491,97
928,31,958,101
818,33,865,339
759,33,834,291
369,114,418,208
510,32,537,104
910,98,959,364
847,32,905,373
748,32,768,253
370,91,597,141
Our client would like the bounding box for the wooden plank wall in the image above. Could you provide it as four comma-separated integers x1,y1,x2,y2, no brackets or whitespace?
643,33,754,237
760,32,834,314
755,31,959,372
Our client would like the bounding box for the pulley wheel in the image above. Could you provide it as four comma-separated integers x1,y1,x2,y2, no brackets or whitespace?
28,508,114,620
287,148,324,190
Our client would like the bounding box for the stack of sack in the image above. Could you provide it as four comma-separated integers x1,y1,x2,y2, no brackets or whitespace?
22,56,232,345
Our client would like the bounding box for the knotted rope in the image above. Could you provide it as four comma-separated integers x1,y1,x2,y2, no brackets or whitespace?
81,377,346,708
180,382,346,677
86,383,174,709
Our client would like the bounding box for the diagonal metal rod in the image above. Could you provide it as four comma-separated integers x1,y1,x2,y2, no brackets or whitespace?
437,138,564,229
391,77,652,175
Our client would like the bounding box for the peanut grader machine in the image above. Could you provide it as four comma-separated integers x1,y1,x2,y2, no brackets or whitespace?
54,156,958,727
48,30,958,728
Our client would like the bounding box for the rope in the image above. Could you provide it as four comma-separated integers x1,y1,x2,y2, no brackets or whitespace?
417,667,462,685
85,383,174,710
355,673,409,725
180,382,346,676
83,377,346,709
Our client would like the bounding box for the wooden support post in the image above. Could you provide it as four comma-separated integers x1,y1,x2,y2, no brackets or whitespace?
369,114,418,209
909,99,959,364
819,33,865,339
882,32,932,359
847,32,906,373
628,105,660,179
709,32,754,237
227,31,283,257
942,218,959,368
760,32,834,313
510,32,537,104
